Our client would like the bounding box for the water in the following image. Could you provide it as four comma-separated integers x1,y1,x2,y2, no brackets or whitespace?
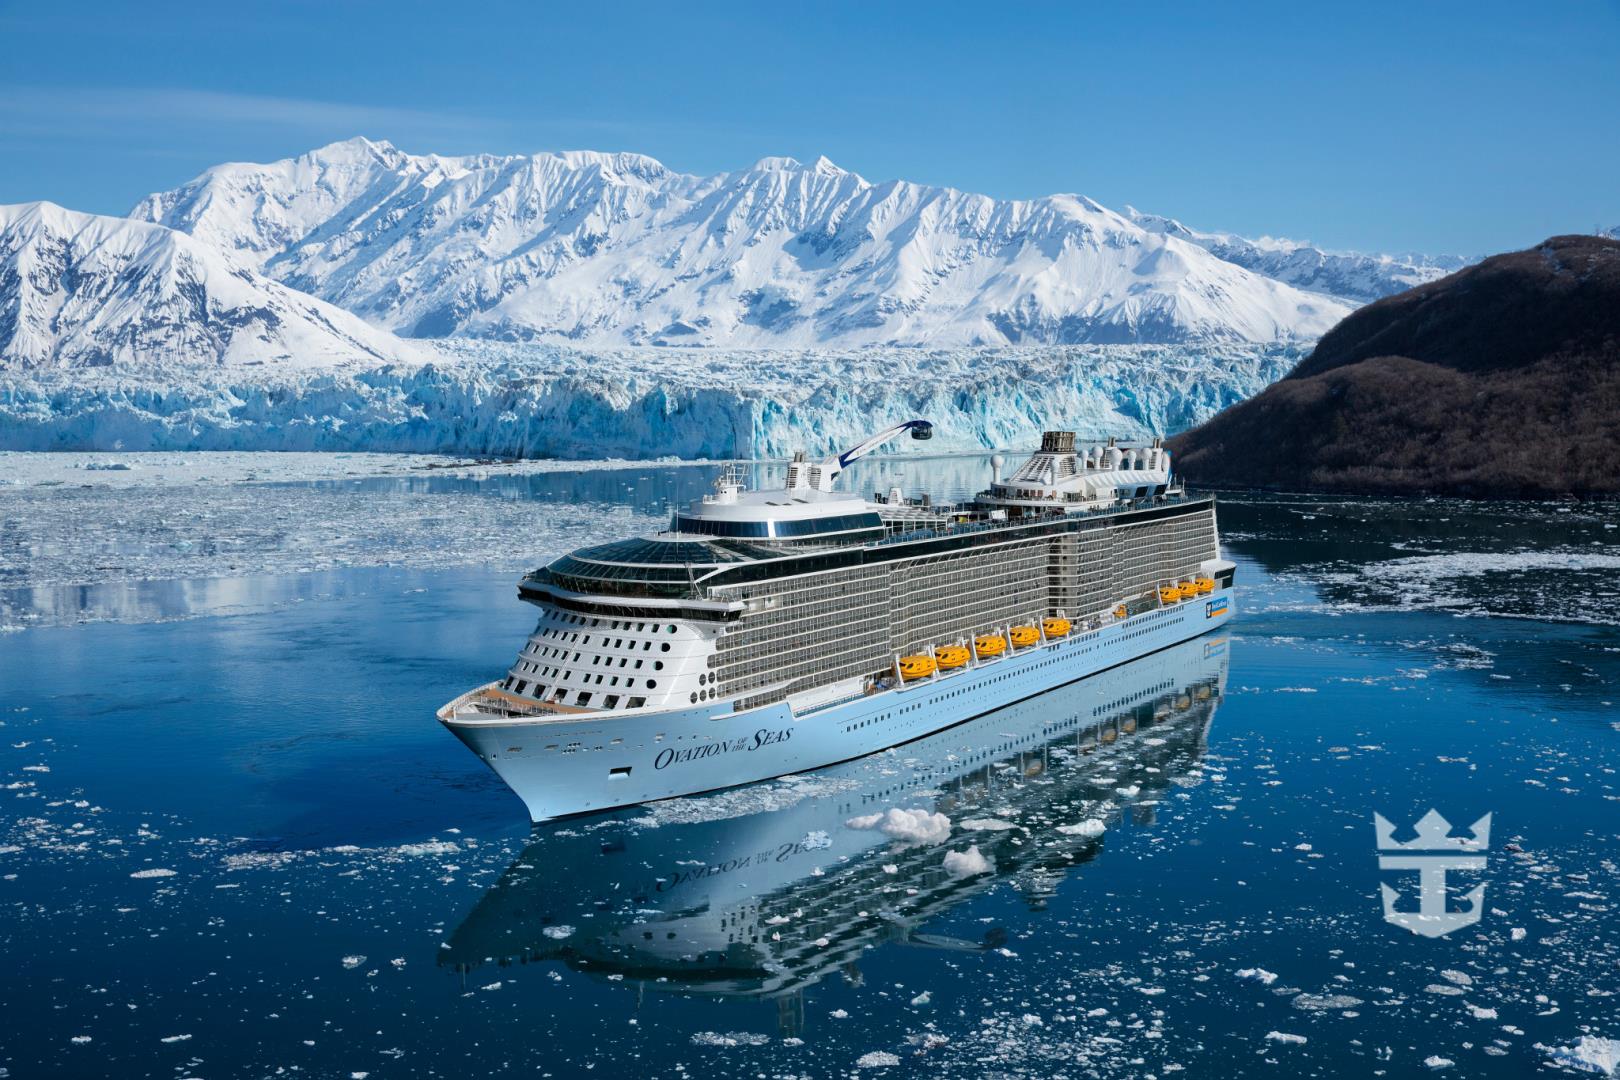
2,456,1618,1078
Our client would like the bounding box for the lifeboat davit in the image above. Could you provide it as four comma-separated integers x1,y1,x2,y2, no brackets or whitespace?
1195,576,1215,594
974,634,1006,658
935,645,971,670
898,655,936,680
1042,617,1071,637
1009,626,1040,648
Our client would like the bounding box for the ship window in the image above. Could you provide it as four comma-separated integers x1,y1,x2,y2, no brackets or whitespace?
514,680,528,694
576,692,592,706
647,680,657,689
661,643,671,652
690,692,698,704
629,697,646,709
610,766,631,779
604,695,621,709
667,624,677,633
654,661,664,671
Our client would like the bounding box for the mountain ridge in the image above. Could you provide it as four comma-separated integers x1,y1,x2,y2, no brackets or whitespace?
131,137,1368,348
0,200,426,371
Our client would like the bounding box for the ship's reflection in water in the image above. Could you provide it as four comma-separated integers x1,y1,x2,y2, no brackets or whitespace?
443,635,1230,1029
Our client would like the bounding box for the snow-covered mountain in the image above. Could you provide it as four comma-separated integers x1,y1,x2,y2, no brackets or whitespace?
1123,207,1470,305
133,138,1353,348
0,202,425,370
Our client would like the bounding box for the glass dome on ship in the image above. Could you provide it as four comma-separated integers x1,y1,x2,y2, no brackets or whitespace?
438,420,1236,822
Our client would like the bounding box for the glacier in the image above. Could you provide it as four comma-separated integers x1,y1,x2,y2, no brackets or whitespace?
0,342,1301,459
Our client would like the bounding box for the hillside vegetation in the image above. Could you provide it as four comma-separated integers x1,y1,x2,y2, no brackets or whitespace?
1169,234,1620,497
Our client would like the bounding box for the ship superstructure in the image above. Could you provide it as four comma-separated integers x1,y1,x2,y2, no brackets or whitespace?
439,421,1235,821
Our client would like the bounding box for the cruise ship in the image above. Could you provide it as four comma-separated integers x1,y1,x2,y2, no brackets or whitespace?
441,635,1228,1014
438,421,1235,821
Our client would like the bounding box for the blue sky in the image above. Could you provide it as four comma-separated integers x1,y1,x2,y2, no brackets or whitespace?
1,0,1615,254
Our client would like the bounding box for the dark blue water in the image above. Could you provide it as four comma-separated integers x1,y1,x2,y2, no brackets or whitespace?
2,460,1617,1078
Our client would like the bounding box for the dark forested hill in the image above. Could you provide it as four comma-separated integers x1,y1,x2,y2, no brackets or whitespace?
1169,235,1620,497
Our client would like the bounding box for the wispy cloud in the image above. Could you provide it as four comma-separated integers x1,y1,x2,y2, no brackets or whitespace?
0,85,495,144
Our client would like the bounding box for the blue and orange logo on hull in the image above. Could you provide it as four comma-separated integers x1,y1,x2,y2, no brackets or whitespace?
1205,597,1230,619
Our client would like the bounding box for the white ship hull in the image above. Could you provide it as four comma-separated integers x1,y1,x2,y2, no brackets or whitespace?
442,587,1233,822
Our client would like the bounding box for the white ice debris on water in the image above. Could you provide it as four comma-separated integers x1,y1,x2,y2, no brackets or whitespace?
341,955,366,970
129,868,176,879
1423,1056,1454,1069
1265,1031,1307,1045
1544,1036,1620,1076
958,817,1018,832
1237,968,1279,985
689,1032,770,1047
1056,819,1107,837
942,845,995,877
844,807,951,846
541,925,576,940
856,1051,902,1068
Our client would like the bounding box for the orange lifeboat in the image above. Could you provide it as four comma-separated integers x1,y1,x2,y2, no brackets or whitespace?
1195,576,1215,594
1113,604,1128,619
1009,626,1040,648
1041,617,1071,638
898,655,936,680
935,645,971,670
974,634,1006,658
1158,585,1181,604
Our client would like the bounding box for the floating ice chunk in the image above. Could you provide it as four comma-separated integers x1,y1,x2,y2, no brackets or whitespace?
1265,1031,1307,1045
130,868,176,879
845,808,950,845
159,1034,191,1043
1439,970,1473,987
942,845,994,877
910,991,931,1006
541,925,575,940
830,1009,850,1019
959,817,1017,832
1237,968,1279,985
1057,819,1106,837
1467,1004,1498,1020
856,1051,901,1068
70,1036,92,1045
341,955,366,969
690,1031,769,1047
1545,1036,1620,1076
1424,1056,1454,1069
800,830,832,851
1293,993,1363,1011
1511,927,1527,941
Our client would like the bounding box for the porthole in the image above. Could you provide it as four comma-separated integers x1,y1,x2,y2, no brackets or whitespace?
661,643,671,652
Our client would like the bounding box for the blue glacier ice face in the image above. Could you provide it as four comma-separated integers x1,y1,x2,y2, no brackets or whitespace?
0,343,1302,459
